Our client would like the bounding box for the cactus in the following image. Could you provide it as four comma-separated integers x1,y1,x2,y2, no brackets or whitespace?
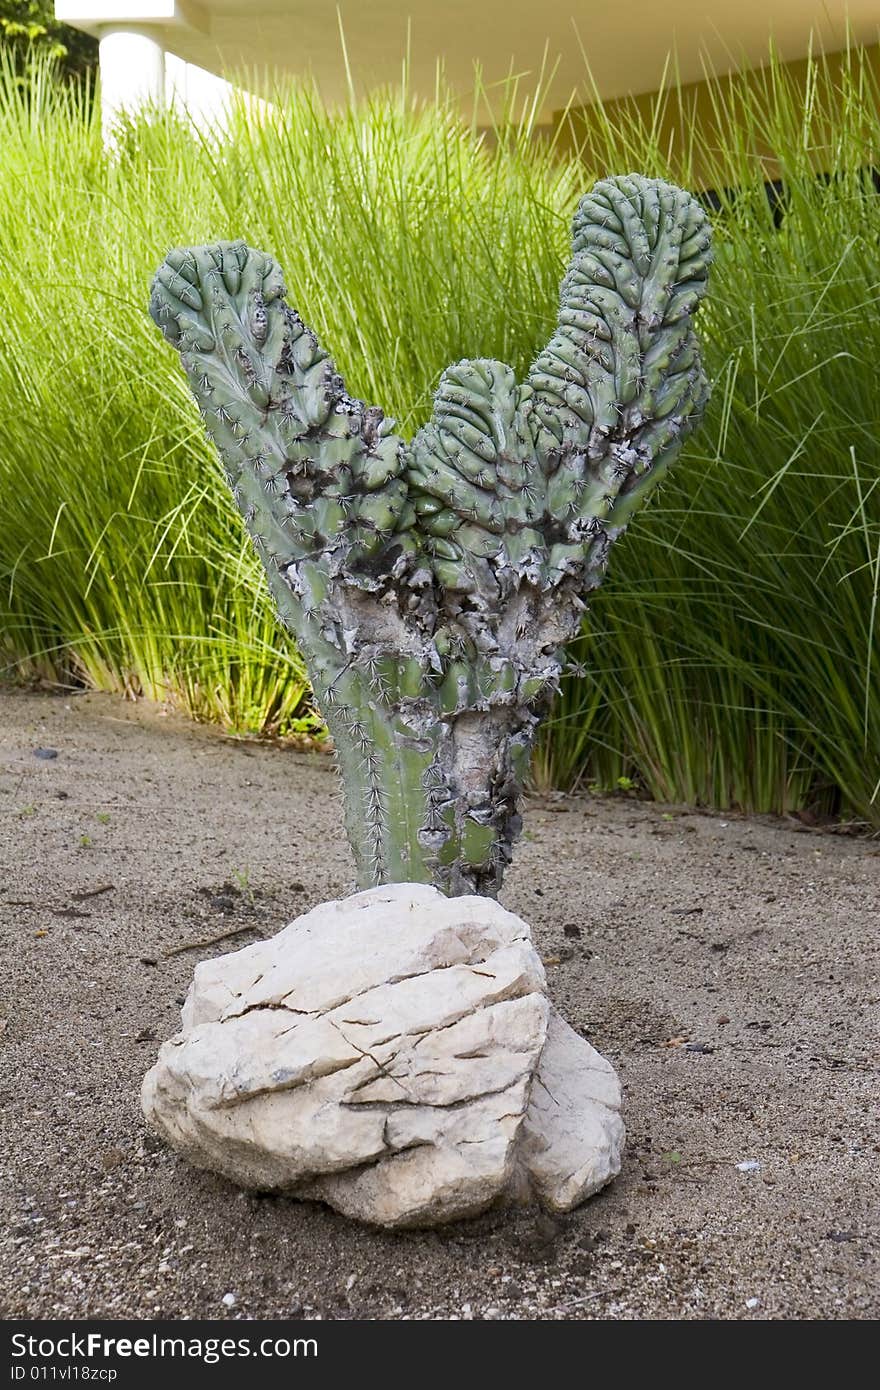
149,175,711,897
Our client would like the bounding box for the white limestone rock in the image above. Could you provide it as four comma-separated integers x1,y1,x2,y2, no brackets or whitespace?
142,882,624,1227
521,1008,625,1211
143,883,548,1225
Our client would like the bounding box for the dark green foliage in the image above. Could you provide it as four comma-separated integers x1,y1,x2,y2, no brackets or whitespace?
0,1,96,79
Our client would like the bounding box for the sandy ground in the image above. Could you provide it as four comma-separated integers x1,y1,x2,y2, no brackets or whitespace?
0,687,877,1322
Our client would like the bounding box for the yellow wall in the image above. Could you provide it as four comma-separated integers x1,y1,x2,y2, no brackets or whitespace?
557,43,880,188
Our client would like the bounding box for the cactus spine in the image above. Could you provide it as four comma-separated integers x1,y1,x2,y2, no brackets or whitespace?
150,175,711,896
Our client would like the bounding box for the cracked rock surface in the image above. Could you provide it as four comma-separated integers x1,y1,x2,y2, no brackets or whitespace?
142,883,623,1227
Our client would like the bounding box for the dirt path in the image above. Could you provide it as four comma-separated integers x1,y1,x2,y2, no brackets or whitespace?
0,689,877,1320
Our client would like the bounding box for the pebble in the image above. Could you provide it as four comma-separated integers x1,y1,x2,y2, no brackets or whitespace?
221,1292,236,1308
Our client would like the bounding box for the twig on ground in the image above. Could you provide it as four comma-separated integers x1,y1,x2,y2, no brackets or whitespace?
71,884,115,901
163,924,261,958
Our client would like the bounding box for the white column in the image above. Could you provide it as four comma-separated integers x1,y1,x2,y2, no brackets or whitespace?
98,26,165,141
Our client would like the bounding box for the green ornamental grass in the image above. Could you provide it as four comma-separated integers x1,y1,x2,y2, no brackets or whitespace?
0,48,878,821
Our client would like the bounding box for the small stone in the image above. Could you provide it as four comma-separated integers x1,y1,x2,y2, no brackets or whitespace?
563,924,581,938
33,748,58,760
221,1292,236,1308
736,1160,762,1173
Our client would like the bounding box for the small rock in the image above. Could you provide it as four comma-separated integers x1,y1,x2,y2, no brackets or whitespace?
563,924,581,938
221,1292,236,1308
684,1042,714,1054
745,1296,760,1309
33,748,58,760
736,1160,762,1173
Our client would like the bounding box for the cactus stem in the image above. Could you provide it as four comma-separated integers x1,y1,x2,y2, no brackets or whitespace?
150,181,711,897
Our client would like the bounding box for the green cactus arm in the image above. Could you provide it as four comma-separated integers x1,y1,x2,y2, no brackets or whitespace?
149,241,413,585
401,177,710,593
528,175,710,529
404,358,543,594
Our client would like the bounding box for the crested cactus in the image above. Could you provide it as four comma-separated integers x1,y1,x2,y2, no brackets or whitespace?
150,175,711,897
